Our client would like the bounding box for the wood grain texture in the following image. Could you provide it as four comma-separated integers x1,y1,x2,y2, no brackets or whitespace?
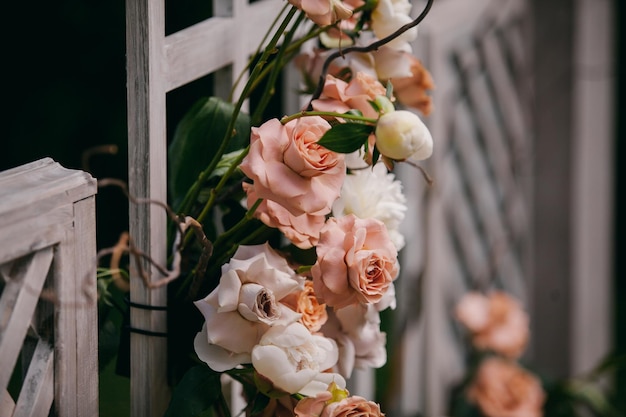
126,0,170,415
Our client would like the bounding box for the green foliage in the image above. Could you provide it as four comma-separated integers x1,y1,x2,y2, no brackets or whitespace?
163,365,222,417
168,97,251,207
317,123,374,153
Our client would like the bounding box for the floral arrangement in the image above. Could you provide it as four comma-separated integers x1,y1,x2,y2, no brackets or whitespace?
95,0,626,414
97,0,436,415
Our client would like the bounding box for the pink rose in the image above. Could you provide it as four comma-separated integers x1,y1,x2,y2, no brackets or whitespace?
294,393,384,417
323,396,384,417
455,291,530,359
312,73,387,120
312,214,399,309
244,184,326,249
241,117,346,218
468,357,545,417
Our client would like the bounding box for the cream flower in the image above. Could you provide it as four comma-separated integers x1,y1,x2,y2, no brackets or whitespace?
322,304,387,378
370,0,417,51
332,162,407,250
193,244,304,372
251,322,346,396
375,110,433,161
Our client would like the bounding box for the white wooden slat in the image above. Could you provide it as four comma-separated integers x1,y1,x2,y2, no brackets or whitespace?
164,0,284,92
0,389,15,417
0,248,54,391
126,0,170,415
72,196,99,415
12,339,55,417
0,158,96,229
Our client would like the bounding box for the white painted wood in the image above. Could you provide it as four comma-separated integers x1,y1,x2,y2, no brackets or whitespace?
0,248,54,391
0,157,98,417
571,0,614,375
12,339,55,417
0,390,15,417
126,0,171,414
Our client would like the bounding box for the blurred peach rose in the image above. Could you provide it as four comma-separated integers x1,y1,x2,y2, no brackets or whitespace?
241,117,346,219
389,55,434,116
312,73,387,119
455,291,530,359
468,357,545,417
312,214,399,309
282,280,329,332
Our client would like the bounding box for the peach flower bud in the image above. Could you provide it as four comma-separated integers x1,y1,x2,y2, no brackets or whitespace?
468,357,545,417
375,110,433,161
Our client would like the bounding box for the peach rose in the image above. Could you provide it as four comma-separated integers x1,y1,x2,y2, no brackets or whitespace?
282,280,329,332
312,214,399,309
455,291,530,359
389,55,434,116
323,396,384,417
311,73,387,119
467,357,545,417
241,117,346,219
244,184,326,249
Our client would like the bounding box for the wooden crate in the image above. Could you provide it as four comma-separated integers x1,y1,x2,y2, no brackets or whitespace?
0,158,98,416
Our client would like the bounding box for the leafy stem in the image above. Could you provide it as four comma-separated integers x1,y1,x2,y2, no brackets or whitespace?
280,110,377,125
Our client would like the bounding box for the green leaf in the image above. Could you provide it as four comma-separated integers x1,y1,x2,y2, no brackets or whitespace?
168,97,251,206
163,365,222,417
317,123,374,153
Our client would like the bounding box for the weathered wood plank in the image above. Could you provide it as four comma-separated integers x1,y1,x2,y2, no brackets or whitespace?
126,0,170,415
0,158,96,228
73,196,99,416
0,248,53,392
12,339,55,417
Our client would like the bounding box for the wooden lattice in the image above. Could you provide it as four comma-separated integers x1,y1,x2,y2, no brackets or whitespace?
0,158,98,417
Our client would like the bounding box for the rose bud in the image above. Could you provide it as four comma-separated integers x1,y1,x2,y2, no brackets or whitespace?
374,110,433,161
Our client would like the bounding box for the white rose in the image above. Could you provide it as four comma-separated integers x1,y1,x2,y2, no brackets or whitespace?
321,304,388,378
193,243,304,372
371,0,418,51
332,163,407,250
252,322,346,396
375,110,433,161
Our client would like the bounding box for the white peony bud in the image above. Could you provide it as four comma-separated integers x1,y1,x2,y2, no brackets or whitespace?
374,110,433,161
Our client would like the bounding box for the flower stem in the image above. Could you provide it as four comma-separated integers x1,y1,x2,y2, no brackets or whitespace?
280,110,377,125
